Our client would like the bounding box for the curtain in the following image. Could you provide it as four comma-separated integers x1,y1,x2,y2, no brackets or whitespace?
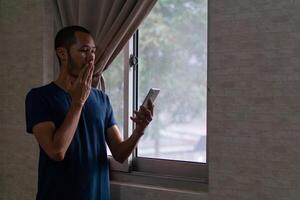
53,0,157,90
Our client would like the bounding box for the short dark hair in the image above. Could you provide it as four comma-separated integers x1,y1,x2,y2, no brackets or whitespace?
55,25,91,50
54,26,91,65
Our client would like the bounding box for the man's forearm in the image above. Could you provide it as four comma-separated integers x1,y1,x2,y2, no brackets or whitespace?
109,102,153,163
52,103,82,159
113,129,143,163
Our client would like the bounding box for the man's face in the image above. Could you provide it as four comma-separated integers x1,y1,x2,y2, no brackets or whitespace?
66,31,96,78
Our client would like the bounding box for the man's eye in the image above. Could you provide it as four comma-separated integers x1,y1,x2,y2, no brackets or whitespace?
80,49,95,54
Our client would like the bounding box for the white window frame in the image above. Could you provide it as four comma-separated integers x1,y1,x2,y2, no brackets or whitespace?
109,30,208,191
109,40,134,172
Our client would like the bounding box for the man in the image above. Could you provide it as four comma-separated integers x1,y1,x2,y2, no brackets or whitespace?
25,26,153,200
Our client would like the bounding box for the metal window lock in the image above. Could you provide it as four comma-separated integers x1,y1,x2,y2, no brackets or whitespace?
129,54,138,68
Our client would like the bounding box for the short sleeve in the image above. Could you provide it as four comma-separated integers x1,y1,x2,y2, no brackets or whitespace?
25,90,53,133
104,95,117,129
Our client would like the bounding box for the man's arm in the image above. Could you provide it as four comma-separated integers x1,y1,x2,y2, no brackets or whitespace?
32,103,82,161
107,102,154,163
32,64,94,161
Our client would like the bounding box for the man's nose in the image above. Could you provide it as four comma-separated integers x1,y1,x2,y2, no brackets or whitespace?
86,52,95,63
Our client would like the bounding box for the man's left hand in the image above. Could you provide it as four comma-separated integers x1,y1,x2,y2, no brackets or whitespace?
130,100,154,135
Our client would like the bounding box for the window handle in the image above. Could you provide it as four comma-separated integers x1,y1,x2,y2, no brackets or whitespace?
129,54,138,68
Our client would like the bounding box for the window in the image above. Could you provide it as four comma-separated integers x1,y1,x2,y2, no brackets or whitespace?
107,0,208,186
137,0,207,163
104,51,125,156
104,51,125,136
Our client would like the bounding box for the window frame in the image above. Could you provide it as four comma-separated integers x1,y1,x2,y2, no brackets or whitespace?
130,30,208,181
110,30,208,185
110,0,208,186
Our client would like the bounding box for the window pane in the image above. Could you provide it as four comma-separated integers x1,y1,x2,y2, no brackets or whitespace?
104,51,124,154
138,0,207,163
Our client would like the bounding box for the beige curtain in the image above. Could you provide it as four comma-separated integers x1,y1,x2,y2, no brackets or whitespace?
53,0,157,90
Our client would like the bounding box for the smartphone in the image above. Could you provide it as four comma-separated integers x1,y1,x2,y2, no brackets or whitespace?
141,88,160,109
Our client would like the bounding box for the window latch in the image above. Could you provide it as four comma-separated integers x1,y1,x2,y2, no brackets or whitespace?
129,54,138,68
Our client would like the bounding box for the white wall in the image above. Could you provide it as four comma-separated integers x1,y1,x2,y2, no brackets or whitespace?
208,1,300,199
0,1,53,199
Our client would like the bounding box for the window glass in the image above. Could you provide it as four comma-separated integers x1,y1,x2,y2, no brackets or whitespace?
138,0,207,163
104,51,124,154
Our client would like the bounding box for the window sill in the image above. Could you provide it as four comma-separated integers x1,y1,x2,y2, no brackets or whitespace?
110,181,208,200
110,171,208,196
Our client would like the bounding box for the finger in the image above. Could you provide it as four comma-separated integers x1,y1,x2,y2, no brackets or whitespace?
133,110,146,120
82,64,92,83
130,117,149,126
139,108,152,122
130,116,140,123
130,116,144,122
140,106,152,116
75,64,88,84
78,63,90,83
133,110,140,116
87,65,94,86
134,109,152,123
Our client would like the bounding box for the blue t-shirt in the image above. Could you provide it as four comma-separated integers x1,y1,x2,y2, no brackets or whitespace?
25,82,116,200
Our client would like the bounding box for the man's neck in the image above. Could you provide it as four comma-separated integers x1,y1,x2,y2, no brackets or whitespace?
54,69,74,93
54,79,68,93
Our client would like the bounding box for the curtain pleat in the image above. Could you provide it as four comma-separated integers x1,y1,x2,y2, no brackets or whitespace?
106,0,157,68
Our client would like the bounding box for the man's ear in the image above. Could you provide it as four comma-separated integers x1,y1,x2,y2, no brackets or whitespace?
56,47,68,63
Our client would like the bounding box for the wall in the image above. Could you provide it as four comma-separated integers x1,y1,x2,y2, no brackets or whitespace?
0,1,53,199
208,1,300,199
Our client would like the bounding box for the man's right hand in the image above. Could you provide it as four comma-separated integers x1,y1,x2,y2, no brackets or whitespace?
33,64,94,161
67,63,94,108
